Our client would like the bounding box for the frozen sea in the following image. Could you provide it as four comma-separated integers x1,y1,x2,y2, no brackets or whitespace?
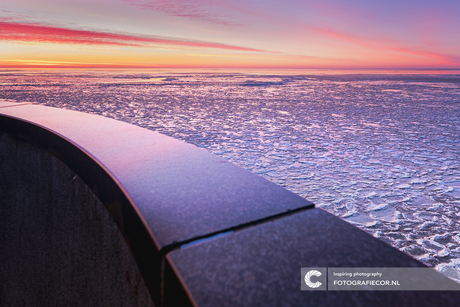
1,69,460,281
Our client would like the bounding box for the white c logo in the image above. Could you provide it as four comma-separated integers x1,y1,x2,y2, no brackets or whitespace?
304,270,322,288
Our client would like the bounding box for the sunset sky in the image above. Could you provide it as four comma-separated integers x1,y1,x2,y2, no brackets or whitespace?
1,0,459,69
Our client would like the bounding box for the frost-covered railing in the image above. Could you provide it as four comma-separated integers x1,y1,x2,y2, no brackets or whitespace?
1,101,459,306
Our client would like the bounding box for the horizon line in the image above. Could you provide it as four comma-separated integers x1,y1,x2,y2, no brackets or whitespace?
1,64,460,71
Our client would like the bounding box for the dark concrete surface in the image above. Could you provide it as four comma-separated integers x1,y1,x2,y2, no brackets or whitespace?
0,103,312,306
167,208,460,307
0,104,313,250
0,132,154,307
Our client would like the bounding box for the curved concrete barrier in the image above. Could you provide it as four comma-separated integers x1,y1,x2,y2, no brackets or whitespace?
1,101,459,306
0,101,312,306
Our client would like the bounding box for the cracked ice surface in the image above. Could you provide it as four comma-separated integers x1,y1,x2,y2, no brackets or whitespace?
1,70,460,281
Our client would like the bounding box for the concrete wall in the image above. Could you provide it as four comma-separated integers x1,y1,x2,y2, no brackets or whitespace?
0,132,154,307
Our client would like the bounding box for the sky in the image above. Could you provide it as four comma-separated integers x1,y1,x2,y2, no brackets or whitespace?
1,0,459,69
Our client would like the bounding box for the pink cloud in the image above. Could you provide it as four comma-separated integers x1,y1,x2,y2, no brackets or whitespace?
123,0,238,26
312,27,460,65
0,20,264,52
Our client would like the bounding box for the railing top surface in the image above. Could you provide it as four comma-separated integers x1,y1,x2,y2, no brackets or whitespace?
0,102,313,250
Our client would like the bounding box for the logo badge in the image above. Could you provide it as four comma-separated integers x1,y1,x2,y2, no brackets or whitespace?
304,270,322,288
301,267,327,291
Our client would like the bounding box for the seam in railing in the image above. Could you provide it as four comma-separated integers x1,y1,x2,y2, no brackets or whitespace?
159,202,315,256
